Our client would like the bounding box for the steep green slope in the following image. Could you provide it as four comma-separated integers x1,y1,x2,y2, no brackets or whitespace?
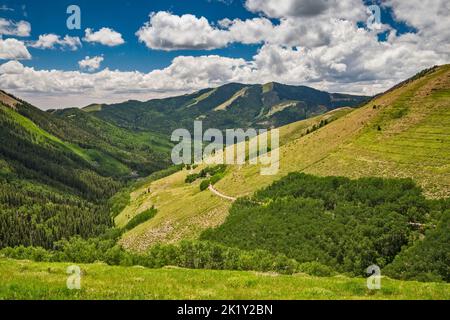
118,65,450,253
15,101,172,177
51,108,172,176
1,90,173,179
88,82,368,134
0,91,172,249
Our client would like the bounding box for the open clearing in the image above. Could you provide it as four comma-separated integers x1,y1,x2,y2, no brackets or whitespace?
1,258,448,300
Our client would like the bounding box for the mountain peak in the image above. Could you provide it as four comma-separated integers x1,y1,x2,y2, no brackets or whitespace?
80,81,368,134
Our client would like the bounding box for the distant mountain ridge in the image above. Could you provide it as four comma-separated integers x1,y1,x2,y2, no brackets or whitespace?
81,82,369,134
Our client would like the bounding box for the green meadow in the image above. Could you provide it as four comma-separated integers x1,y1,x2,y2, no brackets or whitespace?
1,258,448,300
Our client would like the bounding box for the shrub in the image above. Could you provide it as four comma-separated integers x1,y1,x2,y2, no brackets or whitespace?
200,180,210,191
1,246,53,262
185,173,200,184
123,207,157,231
210,173,224,185
298,262,336,277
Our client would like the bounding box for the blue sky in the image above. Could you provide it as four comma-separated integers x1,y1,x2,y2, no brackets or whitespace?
1,0,414,72
0,0,447,109
1,0,262,72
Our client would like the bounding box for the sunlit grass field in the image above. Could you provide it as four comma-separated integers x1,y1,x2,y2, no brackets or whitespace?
1,258,449,300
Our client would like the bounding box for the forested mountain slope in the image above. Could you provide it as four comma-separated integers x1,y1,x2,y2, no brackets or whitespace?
0,92,172,249
86,82,368,134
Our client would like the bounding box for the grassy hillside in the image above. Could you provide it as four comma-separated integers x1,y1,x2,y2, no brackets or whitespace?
88,82,367,134
1,258,448,300
115,108,353,248
118,65,450,252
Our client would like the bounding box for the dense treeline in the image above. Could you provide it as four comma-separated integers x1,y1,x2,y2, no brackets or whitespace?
201,173,449,280
0,237,334,276
0,187,112,248
0,162,114,248
123,207,157,232
385,211,450,282
1,105,120,197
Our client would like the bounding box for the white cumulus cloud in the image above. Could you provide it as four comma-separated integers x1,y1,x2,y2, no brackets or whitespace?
136,12,299,51
84,27,125,47
135,6,370,51
31,34,82,51
0,60,25,74
0,18,31,37
384,0,450,54
136,11,229,50
245,0,366,20
0,38,31,60
2,34,446,109
78,56,104,71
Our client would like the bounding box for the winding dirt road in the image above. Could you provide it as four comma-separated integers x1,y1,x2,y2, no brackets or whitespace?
208,185,237,202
